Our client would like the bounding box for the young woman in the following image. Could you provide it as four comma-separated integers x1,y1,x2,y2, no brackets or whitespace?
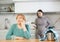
35,9,52,41
6,14,31,40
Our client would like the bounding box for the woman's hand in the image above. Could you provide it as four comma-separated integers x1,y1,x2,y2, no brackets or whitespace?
21,20,27,31
15,37,24,40
21,20,25,27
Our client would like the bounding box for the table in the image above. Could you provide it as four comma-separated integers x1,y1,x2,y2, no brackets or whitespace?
0,39,58,42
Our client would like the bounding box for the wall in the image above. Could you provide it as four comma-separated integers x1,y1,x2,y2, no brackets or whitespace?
0,13,60,39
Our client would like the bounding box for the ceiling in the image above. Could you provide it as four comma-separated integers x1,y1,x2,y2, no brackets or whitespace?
0,0,60,4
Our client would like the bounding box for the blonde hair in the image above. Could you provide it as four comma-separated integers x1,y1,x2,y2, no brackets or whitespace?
16,14,26,21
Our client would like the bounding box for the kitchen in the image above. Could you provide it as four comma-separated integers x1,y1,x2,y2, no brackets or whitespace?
0,0,60,42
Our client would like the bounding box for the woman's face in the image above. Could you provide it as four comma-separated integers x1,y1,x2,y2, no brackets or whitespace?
37,12,43,17
16,15,24,24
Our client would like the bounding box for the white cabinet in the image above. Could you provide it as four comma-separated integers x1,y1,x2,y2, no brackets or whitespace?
30,27,36,39
0,4,14,12
0,30,8,40
15,2,60,13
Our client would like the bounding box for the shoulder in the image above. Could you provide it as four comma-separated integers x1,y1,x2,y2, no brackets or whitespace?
35,18,38,20
43,16,49,20
25,24,30,29
10,24,17,29
25,24,30,31
25,24,29,27
11,24,17,26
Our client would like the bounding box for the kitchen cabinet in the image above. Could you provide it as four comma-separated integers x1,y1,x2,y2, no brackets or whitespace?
0,30,8,40
30,24,36,39
0,3,14,12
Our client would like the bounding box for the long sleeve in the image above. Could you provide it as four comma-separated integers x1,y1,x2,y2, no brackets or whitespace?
35,19,37,29
35,19,37,25
23,24,31,39
6,25,14,40
46,17,52,28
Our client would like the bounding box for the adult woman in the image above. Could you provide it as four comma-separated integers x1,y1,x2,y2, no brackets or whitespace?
6,14,31,40
35,9,51,41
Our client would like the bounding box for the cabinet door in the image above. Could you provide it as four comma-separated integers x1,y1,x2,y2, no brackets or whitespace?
0,30,8,40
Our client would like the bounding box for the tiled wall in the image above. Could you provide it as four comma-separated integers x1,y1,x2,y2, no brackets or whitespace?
0,13,60,39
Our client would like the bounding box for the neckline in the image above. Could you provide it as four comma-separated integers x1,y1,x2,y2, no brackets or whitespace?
16,24,23,30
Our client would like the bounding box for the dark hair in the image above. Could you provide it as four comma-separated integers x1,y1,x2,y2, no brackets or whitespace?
37,9,44,16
